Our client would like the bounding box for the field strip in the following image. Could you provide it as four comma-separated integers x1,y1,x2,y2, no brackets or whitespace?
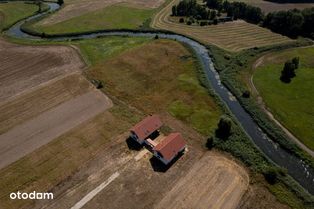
70,172,120,209
0,90,112,169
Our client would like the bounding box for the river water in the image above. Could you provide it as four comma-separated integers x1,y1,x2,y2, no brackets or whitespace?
6,2,314,195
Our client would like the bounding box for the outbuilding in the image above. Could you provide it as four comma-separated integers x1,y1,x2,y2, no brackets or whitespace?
153,133,186,165
130,115,163,144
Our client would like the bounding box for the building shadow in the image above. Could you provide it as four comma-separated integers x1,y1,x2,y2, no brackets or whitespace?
125,137,142,151
149,151,184,173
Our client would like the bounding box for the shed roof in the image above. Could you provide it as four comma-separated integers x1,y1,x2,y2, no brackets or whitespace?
154,133,186,161
130,115,162,141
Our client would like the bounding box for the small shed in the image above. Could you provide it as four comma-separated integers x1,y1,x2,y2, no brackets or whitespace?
130,115,163,144
153,133,186,165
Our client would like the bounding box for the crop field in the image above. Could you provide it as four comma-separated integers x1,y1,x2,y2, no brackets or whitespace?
230,0,314,13
0,38,111,173
151,0,292,51
33,0,166,34
0,74,92,135
0,2,38,31
253,47,314,150
0,38,85,101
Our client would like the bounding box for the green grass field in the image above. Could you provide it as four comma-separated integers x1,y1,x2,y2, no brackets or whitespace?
32,4,154,34
83,38,221,135
0,2,38,31
254,47,314,150
75,36,151,65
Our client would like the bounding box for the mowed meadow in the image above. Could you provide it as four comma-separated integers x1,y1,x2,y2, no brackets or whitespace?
30,0,166,34
253,47,314,150
151,0,292,51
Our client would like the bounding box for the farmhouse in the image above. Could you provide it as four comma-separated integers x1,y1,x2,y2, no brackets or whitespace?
130,115,163,144
152,133,186,165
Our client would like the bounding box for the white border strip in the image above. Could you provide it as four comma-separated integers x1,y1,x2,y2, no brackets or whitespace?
70,172,120,209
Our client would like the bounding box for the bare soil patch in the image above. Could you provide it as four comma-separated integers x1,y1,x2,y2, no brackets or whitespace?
0,89,112,169
40,0,165,25
0,39,85,102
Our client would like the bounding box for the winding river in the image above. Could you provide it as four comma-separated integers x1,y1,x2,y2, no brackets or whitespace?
6,2,314,195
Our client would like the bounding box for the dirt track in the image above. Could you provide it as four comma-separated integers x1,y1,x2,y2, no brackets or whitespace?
0,39,85,102
0,90,112,169
40,0,165,25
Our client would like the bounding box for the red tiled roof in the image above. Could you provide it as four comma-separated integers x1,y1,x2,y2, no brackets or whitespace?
130,115,162,140
154,133,186,161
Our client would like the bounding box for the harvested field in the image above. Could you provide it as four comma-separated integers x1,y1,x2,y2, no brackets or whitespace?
0,74,92,134
151,0,292,51
0,39,85,102
0,89,112,169
230,0,314,13
155,154,249,209
40,0,165,26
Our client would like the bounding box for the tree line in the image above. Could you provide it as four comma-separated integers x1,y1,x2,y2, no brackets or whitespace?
172,0,314,38
264,8,314,38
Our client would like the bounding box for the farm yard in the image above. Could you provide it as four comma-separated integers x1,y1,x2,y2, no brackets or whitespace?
151,0,292,51
253,47,314,150
0,2,38,31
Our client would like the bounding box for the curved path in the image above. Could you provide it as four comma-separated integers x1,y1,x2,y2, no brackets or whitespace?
251,54,314,157
4,2,314,195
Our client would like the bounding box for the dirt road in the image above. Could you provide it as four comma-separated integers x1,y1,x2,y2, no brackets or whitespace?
0,90,112,169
